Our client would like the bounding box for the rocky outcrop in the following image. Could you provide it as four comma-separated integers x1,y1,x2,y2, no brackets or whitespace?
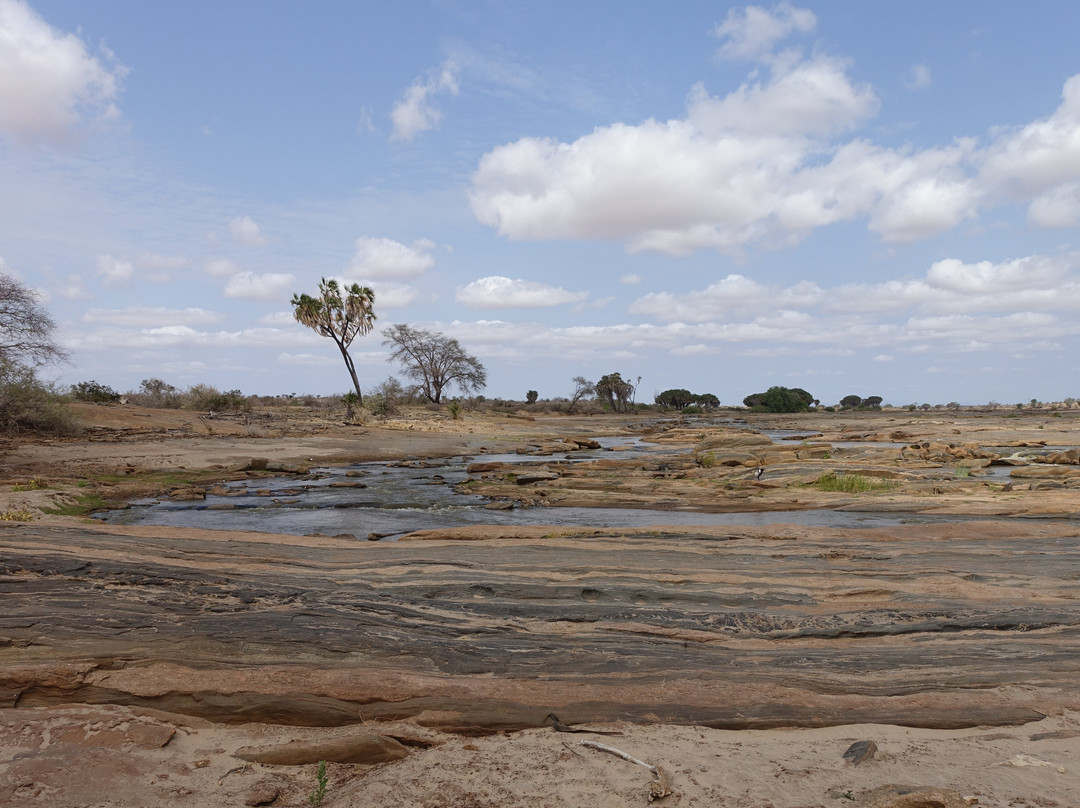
1,521,1077,734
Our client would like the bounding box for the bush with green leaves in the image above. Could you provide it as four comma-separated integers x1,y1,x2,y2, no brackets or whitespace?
132,378,183,408
743,386,815,413
183,384,250,412
526,389,538,405
0,359,80,436
70,380,121,403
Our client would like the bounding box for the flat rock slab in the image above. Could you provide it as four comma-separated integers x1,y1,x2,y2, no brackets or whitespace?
1,520,1079,732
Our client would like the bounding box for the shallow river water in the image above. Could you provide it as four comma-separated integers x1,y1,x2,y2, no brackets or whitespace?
102,435,1005,539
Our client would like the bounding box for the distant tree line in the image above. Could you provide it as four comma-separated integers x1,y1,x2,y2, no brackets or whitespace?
839,394,883,410
654,388,719,411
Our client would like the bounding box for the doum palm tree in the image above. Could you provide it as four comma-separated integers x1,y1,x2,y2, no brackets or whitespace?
291,278,375,403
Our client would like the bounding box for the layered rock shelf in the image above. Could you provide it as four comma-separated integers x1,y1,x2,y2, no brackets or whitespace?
3,518,1077,733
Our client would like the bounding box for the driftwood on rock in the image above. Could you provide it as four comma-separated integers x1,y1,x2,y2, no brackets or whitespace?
580,740,673,801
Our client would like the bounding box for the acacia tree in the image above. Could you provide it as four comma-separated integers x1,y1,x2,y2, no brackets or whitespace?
0,274,68,367
382,323,486,404
567,376,594,414
291,278,375,404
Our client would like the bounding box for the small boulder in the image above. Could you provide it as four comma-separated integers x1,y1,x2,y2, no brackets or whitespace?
243,779,282,806
842,739,877,765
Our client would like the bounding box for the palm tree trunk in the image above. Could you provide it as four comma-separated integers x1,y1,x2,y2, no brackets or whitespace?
336,340,363,405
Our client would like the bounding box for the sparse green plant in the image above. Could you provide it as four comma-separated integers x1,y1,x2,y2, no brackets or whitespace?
11,478,46,492
0,508,36,521
447,400,463,420
955,465,971,478
308,760,328,807
699,451,717,468
341,391,360,421
814,473,895,493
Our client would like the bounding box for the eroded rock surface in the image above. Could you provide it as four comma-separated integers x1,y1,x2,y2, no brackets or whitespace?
2,519,1077,732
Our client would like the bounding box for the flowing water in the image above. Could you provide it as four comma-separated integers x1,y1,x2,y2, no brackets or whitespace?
101,435,1003,539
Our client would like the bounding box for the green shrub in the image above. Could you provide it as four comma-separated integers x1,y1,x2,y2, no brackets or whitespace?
70,380,121,403
0,360,81,436
814,473,894,493
447,400,462,420
183,384,250,412
699,451,717,468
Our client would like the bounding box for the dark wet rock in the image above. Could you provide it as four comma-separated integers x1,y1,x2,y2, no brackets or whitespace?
236,733,409,765
843,739,877,765
329,481,367,488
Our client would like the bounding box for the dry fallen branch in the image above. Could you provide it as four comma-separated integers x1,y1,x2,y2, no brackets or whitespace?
580,740,673,802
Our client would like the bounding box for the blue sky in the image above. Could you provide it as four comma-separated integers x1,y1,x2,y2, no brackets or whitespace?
4,1,1080,406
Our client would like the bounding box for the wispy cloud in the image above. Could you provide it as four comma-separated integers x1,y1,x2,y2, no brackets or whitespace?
456,276,588,308
390,61,459,141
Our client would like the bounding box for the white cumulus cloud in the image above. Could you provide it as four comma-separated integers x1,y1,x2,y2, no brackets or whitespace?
469,47,886,256
348,236,435,280
0,0,126,145
456,276,588,308
390,61,459,142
